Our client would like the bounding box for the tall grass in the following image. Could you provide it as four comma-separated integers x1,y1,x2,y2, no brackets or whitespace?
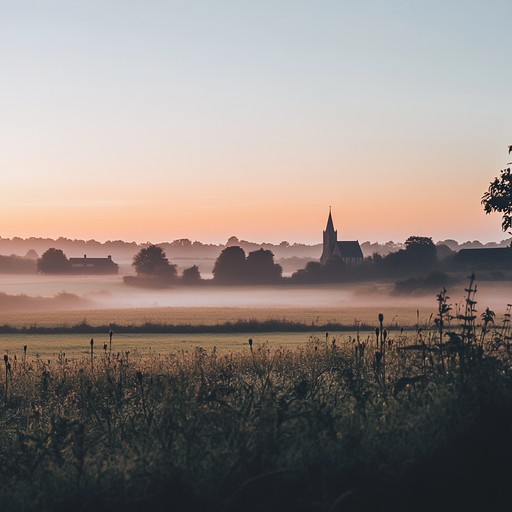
0,278,511,511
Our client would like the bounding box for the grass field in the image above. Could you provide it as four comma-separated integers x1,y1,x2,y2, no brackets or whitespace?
1,279,511,511
0,306,436,360
0,327,510,512
0,331,361,359
2,305,435,328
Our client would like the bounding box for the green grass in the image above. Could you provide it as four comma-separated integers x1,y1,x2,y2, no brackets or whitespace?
0,332,357,359
0,325,511,511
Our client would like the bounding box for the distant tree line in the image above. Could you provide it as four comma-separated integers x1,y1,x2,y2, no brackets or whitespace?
125,245,283,287
19,235,512,289
3,234,511,268
125,238,452,287
0,252,38,274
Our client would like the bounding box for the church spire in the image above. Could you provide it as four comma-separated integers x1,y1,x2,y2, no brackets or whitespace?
325,206,335,232
320,207,339,264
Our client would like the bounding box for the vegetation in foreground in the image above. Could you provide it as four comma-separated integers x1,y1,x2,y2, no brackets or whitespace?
0,281,511,511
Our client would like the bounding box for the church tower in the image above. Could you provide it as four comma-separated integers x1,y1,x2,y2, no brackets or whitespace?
320,208,341,264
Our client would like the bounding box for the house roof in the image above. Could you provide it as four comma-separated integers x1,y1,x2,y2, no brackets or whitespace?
455,248,512,262
337,241,363,259
69,256,118,266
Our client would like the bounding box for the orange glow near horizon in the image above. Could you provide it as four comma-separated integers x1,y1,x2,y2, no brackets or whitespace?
0,165,507,245
2,2,511,246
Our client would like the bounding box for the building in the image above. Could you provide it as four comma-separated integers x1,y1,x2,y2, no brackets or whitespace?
320,209,363,265
69,255,119,274
454,247,512,270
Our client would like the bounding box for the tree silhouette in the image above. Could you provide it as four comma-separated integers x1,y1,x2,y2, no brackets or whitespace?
181,265,201,283
404,236,437,266
379,236,437,274
245,249,282,283
37,248,70,273
482,147,512,233
132,245,177,279
212,246,246,283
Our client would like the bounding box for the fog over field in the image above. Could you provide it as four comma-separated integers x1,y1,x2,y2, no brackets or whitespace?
0,274,509,318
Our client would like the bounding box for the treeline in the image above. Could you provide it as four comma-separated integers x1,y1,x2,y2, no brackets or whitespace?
0,253,38,274
10,238,512,288
125,237,508,288
124,245,284,286
0,235,321,263
3,235,511,266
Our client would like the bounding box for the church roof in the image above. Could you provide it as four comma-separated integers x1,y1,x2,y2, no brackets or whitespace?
337,241,363,259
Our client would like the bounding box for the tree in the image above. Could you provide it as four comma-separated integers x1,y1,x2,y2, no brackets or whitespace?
212,246,246,283
404,236,437,269
245,249,282,283
482,147,512,233
181,265,201,283
132,245,177,279
37,248,70,273
24,249,39,260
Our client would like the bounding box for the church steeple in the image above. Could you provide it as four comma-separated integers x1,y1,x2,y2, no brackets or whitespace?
325,206,335,232
319,207,363,266
320,207,340,264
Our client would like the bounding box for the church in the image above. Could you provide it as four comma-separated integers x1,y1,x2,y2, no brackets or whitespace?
320,209,363,265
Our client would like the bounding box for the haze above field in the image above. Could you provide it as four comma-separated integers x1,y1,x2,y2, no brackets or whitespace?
0,274,510,325
2,1,512,244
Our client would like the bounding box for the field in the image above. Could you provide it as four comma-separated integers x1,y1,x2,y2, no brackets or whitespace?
0,280,511,511
0,305,439,361
0,305,435,328
0,325,510,512
0,305,439,360
0,332,357,360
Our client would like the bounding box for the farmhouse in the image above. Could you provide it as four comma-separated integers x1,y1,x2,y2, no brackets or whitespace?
320,209,363,265
454,247,512,270
69,255,119,274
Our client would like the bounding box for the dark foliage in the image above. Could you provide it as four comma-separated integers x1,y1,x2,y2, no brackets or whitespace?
213,246,282,284
0,255,37,274
212,246,247,283
181,265,202,283
394,270,449,295
37,248,70,274
132,245,177,279
482,165,512,233
245,249,282,283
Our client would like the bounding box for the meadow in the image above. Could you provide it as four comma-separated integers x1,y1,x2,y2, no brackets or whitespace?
1,305,430,328
0,305,437,360
0,332,354,360
0,277,511,511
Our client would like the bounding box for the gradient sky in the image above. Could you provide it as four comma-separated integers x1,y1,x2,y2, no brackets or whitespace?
1,0,511,244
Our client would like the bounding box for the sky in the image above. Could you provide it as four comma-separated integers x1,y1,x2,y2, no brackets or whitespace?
1,0,511,245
